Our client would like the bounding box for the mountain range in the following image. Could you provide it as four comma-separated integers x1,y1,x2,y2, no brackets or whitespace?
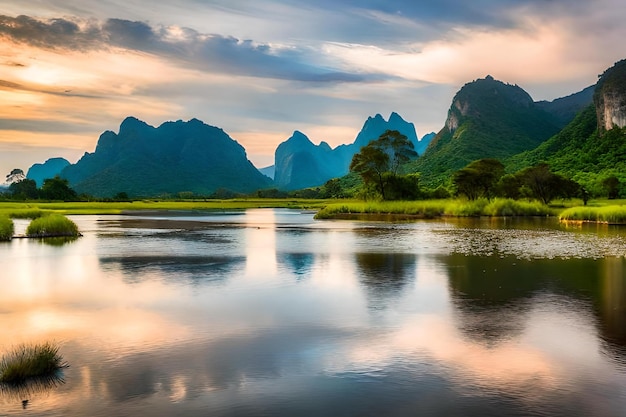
273,112,433,190
60,117,272,197
16,58,626,198
407,75,593,186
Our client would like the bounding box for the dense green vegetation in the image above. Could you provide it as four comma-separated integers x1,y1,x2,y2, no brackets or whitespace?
315,198,554,219
25,214,80,238
0,215,14,241
406,76,562,187
507,105,626,197
6,176,78,201
0,342,66,384
349,130,419,200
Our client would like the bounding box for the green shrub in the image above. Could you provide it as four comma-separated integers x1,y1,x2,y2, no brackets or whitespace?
0,216,14,241
26,214,80,238
0,342,66,384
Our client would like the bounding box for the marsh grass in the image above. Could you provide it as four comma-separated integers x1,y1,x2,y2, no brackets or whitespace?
0,343,67,384
0,216,13,241
314,198,553,219
0,199,335,217
26,214,80,238
9,209,49,219
559,205,626,224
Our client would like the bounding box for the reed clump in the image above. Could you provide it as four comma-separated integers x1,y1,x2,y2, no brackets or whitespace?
0,216,14,241
26,214,80,238
0,343,66,384
559,205,626,224
314,199,554,220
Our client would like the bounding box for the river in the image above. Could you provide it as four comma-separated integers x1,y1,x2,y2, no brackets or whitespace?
1,209,625,416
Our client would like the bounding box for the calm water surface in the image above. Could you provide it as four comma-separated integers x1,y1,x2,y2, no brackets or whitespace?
1,209,626,416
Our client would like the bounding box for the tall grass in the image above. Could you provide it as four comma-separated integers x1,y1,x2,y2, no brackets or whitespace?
0,342,66,384
0,199,336,217
559,205,626,224
26,214,80,238
314,198,553,219
0,216,14,241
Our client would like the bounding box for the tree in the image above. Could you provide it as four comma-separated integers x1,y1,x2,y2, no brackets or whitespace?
377,130,418,175
349,130,417,200
40,176,78,201
602,176,621,199
497,174,523,199
321,178,343,199
517,163,579,204
453,158,505,200
9,179,38,200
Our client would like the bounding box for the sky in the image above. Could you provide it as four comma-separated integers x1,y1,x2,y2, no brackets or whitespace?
1,0,626,177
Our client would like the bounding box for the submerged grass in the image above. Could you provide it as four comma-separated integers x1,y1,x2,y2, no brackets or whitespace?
0,216,14,241
0,343,66,384
314,198,554,220
559,205,626,224
26,214,80,238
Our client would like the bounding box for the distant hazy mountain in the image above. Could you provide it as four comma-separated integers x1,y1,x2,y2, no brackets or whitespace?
408,75,563,186
27,157,71,187
535,85,595,127
258,165,275,180
61,117,272,197
274,112,426,190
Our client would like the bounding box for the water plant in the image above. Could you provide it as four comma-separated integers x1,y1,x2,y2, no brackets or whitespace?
0,343,67,384
26,214,80,238
0,216,14,241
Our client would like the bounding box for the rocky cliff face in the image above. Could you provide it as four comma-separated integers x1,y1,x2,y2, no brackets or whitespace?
595,60,626,132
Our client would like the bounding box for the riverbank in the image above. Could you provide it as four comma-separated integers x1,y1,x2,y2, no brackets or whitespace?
0,199,337,218
1,198,625,224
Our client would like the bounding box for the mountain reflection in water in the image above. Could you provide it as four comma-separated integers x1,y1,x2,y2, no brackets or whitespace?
0,210,625,417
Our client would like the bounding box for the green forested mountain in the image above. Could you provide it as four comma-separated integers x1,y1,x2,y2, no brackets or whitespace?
507,60,626,196
407,75,564,186
61,117,272,197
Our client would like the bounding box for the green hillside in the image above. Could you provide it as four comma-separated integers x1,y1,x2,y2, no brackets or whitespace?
407,76,561,187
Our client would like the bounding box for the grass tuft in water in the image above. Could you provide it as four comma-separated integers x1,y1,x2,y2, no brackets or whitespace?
0,343,67,384
26,214,80,238
0,216,14,241
559,205,626,224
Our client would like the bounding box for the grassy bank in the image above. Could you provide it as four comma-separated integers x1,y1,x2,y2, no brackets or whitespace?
0,343,66,384
0,216,14,241
26,214,80,238
314,198,554,219
0,199,335,218
559,205,626,224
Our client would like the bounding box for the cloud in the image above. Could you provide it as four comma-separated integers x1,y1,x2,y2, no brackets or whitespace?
0,14,386,83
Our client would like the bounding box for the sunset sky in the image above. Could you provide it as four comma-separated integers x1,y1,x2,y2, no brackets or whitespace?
1,0,626,177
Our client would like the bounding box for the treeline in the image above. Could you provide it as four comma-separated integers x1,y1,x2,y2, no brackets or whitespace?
2,176,79,201
2,128,622,203
339,130,621,203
